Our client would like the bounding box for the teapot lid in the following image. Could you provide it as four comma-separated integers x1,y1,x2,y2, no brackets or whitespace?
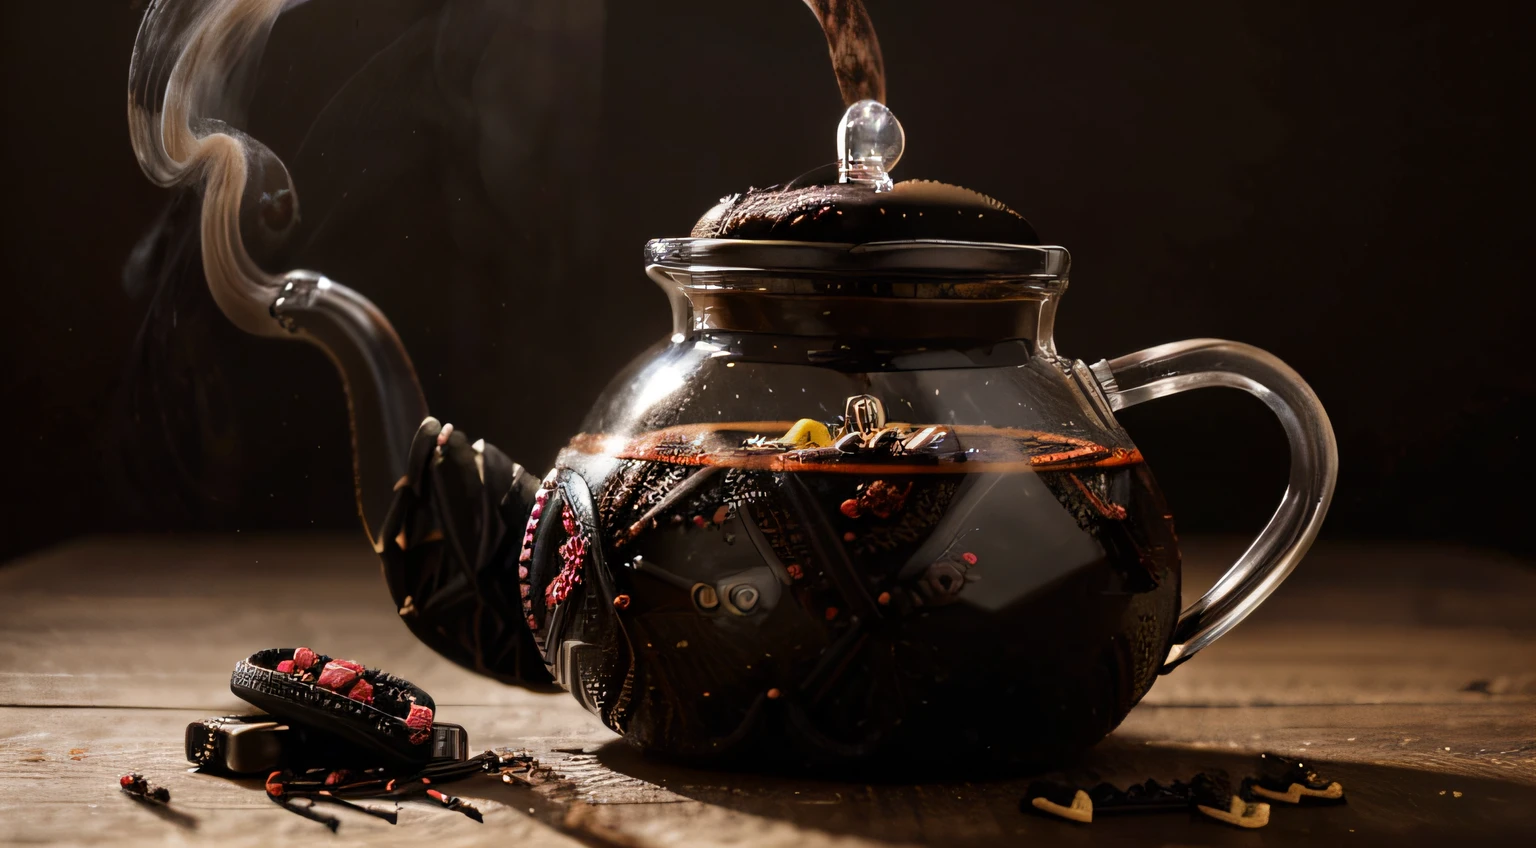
691,100,1037,245
651,100,1064,282
691,179,1039,245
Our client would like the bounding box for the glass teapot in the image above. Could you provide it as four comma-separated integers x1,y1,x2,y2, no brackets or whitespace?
128,0,1335,768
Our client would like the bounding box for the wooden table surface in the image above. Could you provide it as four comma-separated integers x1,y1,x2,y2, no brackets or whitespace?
3,535,1533,846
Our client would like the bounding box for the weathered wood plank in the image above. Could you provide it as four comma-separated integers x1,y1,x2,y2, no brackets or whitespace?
0,537,606,712
5,702,1533,847
2,535,1533,847
0,706,590,848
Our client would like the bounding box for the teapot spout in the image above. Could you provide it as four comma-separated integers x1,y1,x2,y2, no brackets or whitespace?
125,0,552,684
270,272,427,547
125,0,432,545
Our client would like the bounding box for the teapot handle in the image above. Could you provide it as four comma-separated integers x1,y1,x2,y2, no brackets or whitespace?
1088,339,1338,672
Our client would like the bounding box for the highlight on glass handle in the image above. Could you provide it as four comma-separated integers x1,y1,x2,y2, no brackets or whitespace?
1089,339,1339,672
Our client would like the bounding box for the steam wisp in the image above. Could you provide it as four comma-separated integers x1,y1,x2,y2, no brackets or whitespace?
124,0,886,544
128,0,307,336
128,0,426,545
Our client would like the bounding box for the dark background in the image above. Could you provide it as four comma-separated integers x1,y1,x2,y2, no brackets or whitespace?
2,0,1531,563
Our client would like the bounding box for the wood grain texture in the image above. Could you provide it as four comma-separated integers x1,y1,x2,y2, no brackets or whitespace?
3,535,1533,846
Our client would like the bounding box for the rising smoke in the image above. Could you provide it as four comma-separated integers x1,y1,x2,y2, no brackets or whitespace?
119,0,875,532
128,0,307,338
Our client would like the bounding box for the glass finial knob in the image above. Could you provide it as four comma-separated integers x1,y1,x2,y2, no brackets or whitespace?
838,99,904,192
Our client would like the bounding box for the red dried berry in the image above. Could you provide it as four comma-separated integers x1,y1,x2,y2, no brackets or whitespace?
692,515,707,528
787,564,803,580
961,552,978,565
120,774,134,788
348,678,375,705
406,703,434,744
825,607,839,621
316,661,359,691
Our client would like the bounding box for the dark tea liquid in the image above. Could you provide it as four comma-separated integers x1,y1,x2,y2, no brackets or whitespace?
544,422,1181,766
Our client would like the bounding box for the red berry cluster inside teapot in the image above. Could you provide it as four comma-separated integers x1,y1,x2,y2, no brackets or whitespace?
128,0,1335,769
